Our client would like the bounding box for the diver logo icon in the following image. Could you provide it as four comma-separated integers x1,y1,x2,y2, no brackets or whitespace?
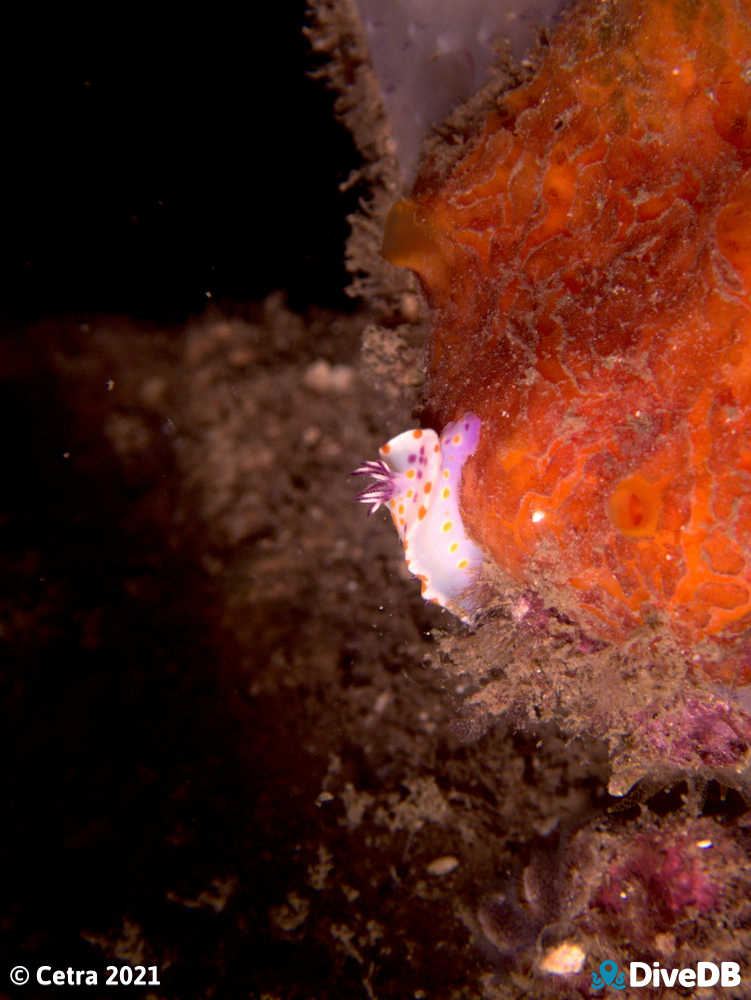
591,959,626,990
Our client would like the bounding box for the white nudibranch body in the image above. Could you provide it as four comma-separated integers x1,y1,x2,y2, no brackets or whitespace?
354,414,484,621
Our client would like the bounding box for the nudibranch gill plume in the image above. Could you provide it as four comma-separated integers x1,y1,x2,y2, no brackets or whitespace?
361,0,751,679
354,416,485,621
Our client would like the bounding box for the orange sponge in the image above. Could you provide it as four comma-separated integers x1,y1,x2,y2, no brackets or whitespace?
384,0,751,675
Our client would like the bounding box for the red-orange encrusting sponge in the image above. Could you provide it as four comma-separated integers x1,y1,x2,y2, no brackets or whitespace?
384,0,751,678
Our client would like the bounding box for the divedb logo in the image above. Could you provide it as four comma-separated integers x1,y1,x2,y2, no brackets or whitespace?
591,959,742,990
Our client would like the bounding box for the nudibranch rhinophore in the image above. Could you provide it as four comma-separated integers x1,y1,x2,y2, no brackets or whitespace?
370,0,751,678
354,415,485,620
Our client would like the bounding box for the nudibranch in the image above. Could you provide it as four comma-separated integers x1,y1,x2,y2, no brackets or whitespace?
374,0,751,678
354,416,485,620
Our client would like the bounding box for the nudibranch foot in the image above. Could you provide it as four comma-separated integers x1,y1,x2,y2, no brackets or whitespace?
355,414,485,623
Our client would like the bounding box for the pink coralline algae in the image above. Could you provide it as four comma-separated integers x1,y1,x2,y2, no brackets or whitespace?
634,697,751,769
594,825,723,933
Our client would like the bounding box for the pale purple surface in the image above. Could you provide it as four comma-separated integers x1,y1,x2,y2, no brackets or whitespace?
355,0,568,183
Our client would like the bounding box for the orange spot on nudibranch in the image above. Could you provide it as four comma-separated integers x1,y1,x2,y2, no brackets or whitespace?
424,482,432,494
406,469,415,479
457,559,469,570
381,443,391,455
418,506,427,520
450,542,459,553
442,486,451,499
412,429,423,439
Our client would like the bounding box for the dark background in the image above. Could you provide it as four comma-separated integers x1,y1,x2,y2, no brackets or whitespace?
6,8,751,1000
3,7,374,998
3,4,360,326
